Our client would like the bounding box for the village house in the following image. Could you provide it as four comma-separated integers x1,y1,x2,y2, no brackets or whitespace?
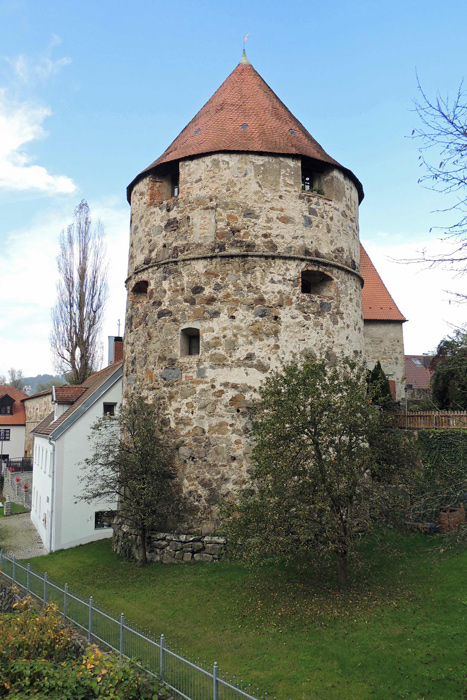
0,385,27,467
31,343,122,552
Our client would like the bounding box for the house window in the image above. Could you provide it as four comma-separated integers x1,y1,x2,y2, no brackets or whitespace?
0,429,10,441
95,510,115,529
103,403,117,417
181,328,200,356
0,399,13,415
301,269,334,295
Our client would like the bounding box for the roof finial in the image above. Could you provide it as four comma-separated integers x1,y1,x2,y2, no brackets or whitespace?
240,33,250,64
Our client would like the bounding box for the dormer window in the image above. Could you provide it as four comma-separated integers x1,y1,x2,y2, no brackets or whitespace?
171,171,179,198
181,327,200,356
0,396,14,415
301,166,324,195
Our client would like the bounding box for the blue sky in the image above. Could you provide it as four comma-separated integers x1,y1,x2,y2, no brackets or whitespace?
0,0,466,377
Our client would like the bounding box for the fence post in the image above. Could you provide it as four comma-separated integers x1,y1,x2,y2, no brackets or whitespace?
0,549,3,572
160,634,165,682
88,597,93,643
119,613,125,657
43,572,48,603
12,556,16,585
26,563,30,593
213,661,219,700
64,584,68,621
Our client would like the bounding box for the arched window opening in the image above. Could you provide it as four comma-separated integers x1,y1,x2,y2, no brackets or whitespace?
181,327,200,356
131,280,149,296
301,270,334,295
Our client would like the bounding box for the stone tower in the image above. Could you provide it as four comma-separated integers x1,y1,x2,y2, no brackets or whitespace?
124,54,365,533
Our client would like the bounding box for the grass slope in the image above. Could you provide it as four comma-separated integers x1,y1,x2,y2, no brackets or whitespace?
27,533,467,699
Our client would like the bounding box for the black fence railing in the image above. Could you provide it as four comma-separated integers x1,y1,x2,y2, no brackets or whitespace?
6,458,33,472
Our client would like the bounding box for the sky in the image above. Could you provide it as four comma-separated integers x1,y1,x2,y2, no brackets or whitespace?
0,0,466,379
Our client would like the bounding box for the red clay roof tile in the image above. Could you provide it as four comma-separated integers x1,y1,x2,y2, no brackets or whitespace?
54,386,87,404
0,385,27,425
34,363,122,437
360,244,406,322
405,355,433,390
128,60,363,202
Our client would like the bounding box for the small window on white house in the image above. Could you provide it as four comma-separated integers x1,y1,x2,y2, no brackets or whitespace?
95,510,115,529
180,328,200,356
301,270,333,295
103,403,117,417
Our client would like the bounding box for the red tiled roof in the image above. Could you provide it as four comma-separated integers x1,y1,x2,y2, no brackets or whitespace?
54,386,87,404
0,385,27,425
405,355,433,390
34,363,122,437
128,59,363,202
360,244,406,322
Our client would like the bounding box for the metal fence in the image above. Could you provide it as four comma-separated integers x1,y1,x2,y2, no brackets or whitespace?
0,551,278,700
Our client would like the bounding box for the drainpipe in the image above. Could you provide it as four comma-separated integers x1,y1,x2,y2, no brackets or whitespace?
47,437,56,552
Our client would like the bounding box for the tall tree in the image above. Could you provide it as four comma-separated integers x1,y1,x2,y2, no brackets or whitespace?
50,200,108,385
431,328,467,410
78,395,184,565
412,78,467,275
222,354,416,587
7,368,25,391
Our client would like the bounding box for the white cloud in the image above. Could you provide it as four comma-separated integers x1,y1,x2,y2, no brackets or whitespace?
7,53,72,84
0,200,129,378
5,35,71,85
0,88,76,194
363,237,466,355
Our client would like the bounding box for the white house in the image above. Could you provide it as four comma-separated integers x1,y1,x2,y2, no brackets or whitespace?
0,386,28,467
31,359,122,552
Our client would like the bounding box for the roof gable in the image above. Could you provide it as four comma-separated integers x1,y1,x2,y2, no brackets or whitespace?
128,59,363,202
360,244,406,322
33,363,122,438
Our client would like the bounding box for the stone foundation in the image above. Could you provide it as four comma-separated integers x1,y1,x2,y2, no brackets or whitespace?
113,527,226,563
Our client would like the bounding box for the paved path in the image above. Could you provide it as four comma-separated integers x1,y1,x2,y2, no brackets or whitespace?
0,513,48,560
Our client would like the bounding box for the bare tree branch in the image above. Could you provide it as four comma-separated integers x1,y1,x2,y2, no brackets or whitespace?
411,77,467,273
50,200,108,384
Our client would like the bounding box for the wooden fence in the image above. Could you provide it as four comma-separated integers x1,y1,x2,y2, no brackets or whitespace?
395,411,467,430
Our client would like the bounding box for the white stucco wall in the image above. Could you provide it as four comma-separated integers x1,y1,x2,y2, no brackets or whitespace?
30,435,53,548
0,424,25,461
52,378,121,551
31,376,121,552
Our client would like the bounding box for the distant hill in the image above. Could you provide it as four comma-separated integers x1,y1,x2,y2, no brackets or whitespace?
22,374,66,395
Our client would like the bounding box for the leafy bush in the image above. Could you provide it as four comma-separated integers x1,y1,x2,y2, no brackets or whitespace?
0,597,165,699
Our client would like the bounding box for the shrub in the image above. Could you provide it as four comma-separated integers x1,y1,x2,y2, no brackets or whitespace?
0,597,165,699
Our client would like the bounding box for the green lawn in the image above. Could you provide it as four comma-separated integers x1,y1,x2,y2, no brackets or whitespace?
25,533,467,700
0,497,29,516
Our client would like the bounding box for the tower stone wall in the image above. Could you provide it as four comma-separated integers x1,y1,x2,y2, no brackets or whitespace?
124,152,364,532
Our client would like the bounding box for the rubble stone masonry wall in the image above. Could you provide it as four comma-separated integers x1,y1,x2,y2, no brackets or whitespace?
364,321,405,401
124,153,364,532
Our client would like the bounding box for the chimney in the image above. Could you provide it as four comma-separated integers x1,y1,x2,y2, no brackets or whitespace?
113,337,123,364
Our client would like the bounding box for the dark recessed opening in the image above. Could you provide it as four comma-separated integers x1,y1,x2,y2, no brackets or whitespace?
171,171,179,197
181,327,200,356
132,280,149,296
301,270,334,295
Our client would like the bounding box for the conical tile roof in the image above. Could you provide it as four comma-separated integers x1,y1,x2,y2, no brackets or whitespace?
360,244,406,322
128,58,363,201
